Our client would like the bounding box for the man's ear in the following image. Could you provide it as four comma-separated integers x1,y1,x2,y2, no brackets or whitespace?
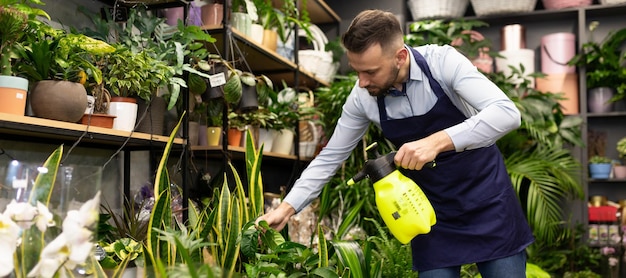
396,47,408,68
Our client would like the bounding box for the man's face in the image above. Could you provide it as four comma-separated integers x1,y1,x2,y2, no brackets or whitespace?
347,43,399,97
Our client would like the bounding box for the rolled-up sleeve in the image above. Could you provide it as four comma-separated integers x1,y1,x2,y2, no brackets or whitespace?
283,86,372,213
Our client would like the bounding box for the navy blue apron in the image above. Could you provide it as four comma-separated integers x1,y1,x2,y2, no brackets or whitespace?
376,47,534,271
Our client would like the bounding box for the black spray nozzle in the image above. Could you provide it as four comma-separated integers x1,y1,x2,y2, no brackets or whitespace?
347,143,436,185
348,142,398,185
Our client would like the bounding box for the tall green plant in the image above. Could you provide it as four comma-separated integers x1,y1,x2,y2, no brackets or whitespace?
488,68,584,244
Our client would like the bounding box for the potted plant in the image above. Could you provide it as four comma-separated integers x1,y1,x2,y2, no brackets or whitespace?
405,19,494,72
16,22,114,123
104,46,173,131
205,98,224,146
615,137,626,179
568,21,626,112
589,155,613,179
231,0,257,37
0,0,49,116
267,83,299,154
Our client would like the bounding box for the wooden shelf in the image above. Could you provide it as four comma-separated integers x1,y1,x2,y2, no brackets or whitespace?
191,145,313,162
97,0,186,9
272,0,341,25
204,27,330,88
0,113,185,150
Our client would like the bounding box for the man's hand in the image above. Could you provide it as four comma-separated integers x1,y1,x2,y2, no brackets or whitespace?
395,131,454,170
255,202,296,231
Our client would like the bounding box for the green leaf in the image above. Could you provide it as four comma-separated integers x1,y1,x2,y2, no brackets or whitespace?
224,71,242,104
241,221,260,258
331,241,367,278
336,198,364,239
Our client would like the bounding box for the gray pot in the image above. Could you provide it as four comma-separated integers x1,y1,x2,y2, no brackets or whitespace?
588,87,615,113
29,80,88,123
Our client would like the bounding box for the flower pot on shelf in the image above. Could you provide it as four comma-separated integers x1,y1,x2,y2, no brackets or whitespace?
258,128,277,153
588,87,615,113
207,126,222,146
108,96,138,132
135,96,166,135
29,80,88,123
0,76,28,116
80,113,116,129
231,12,251,38
614,165,626,179
271,128,294,155
250,23,264,44
262,29,278,51
228,127,243,147
188,121,200,146
589,163,612,179
201,3,224,28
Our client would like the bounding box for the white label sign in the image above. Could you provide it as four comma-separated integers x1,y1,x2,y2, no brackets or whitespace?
209,72,226,87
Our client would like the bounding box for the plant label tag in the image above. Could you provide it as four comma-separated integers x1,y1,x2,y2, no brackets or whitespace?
12,178,27,189
209,72,226,87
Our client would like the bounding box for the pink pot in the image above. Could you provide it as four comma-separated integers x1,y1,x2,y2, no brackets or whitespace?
201,3,224,27
541,32,576,74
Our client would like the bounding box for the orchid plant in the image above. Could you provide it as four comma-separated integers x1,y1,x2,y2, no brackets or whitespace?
0,146,103,278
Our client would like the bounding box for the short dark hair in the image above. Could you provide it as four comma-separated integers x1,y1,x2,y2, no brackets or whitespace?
341,10,404,55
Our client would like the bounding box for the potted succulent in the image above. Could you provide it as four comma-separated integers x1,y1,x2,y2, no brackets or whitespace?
615,137,626,179
568,21,626,112
0,0,49,116
589,155,613,179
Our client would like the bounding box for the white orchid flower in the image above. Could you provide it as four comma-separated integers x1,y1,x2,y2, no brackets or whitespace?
28,192,101,278
4,200,37,229
35,202,55,232
27,234,69,278
0,213,20,277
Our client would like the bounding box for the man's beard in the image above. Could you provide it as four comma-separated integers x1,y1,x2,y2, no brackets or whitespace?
366,65,400,97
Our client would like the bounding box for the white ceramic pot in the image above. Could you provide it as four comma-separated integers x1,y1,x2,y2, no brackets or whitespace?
250,23,264,44
108,97,138,132
258,128,278,153
272,128,294,155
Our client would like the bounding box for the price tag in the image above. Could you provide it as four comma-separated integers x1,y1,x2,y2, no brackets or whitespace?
12,179,27,189
208,72,226,87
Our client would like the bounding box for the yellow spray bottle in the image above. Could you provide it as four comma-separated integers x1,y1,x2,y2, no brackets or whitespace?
347,143,437,244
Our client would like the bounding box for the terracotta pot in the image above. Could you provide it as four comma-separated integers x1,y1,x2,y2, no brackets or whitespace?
30,80,88,123
0,76,28,116
80,113,116,128
228,128,243,147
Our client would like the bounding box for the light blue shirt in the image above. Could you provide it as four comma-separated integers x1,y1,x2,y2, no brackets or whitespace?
284,44,521,212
